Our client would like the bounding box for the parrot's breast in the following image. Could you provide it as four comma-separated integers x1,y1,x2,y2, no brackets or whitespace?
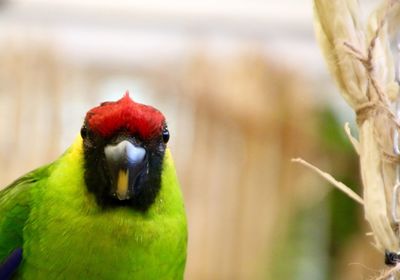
18,139,187,280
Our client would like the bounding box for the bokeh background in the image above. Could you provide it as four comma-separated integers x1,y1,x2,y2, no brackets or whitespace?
0,0,387,279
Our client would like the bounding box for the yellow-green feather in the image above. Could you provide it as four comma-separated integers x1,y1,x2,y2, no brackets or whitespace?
0,136,187,279
0,164,51,262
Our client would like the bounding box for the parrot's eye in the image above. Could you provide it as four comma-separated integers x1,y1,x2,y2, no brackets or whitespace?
81,126,88,139
162,127,170,143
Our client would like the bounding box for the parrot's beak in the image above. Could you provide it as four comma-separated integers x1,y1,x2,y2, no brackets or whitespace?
104,140,147,200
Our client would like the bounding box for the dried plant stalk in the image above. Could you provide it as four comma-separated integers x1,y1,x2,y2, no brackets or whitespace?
292,158,364,204
313,0,400,254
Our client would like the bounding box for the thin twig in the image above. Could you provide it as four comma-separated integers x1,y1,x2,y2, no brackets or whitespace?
344,122,360,154
291,158,364,205
343,41,368,63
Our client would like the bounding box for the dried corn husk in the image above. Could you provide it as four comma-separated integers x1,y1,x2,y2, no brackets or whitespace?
314,0,400,253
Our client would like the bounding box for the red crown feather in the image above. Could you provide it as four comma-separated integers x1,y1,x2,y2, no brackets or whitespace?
86,92,165,139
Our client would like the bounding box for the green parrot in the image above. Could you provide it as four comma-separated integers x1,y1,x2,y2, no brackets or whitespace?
0,93,187,279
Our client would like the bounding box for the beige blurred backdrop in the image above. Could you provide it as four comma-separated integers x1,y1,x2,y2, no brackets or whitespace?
0,1,385,279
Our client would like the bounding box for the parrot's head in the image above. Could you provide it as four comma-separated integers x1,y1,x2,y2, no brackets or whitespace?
81,92,169,211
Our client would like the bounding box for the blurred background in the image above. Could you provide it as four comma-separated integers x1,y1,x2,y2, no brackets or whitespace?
0,0,387,279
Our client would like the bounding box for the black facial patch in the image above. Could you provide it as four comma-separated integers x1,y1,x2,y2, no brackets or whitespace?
81,123,166,211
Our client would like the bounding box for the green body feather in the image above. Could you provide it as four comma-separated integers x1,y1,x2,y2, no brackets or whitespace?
0,137,187,279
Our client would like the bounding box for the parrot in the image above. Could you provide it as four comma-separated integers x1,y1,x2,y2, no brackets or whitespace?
0,93,187,279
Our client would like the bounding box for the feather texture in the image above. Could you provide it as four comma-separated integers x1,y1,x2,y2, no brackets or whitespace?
0,136,187,279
